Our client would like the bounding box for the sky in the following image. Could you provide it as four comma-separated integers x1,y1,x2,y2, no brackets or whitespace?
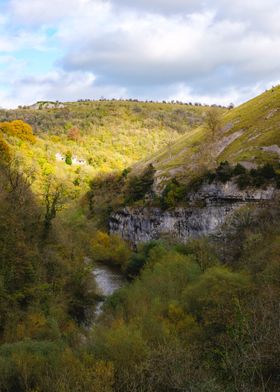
0,0,280,108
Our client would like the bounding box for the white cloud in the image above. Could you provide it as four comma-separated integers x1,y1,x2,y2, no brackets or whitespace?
167,83,266,107
9,0,108,25
0,70,127,108
60,5,280,89
1,0,280,107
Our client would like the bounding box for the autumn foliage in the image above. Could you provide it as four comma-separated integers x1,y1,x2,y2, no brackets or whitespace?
0,120,36,143
67,126,81,142
0,134,11,161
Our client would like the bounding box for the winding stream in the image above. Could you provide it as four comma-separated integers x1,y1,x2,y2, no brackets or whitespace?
93,262,126,319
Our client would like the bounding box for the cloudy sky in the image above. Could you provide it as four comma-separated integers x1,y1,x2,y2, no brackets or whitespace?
0,0,279,108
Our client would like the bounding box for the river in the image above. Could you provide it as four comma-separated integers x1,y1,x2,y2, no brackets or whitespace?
92,262,126,319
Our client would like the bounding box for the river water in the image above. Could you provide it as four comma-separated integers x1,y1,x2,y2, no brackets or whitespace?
93,262,126,319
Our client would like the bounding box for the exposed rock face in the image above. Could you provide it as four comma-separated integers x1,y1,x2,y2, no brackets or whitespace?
109,181,277,246
189,181,276,203
110,204,241,245
29,102,65,110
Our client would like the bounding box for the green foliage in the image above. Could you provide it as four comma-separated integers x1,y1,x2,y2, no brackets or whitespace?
125,241,164,277
0,160,96,345
0,340,114,392
87,200,280,392
204,161,280,190
205,106,222,137
215,161,233,183
65,151,72,165
91,231,132,271
160,178,186,209
131,86,280,187
125,164,156,203
233,163,247,176
1,93,280,392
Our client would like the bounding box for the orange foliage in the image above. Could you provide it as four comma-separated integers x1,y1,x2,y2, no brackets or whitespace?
0,120,36,143
67,126,81,142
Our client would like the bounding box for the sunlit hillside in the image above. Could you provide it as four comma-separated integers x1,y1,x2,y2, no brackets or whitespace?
133,86,280,187
0,100,215,192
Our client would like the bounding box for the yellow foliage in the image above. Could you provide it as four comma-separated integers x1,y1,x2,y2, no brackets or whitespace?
16,313,49,340
0,120,36,143
0,134,11,161
91,231,131,270
91,360,114,392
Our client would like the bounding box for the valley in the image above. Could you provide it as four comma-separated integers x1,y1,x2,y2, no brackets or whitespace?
0,90,279,391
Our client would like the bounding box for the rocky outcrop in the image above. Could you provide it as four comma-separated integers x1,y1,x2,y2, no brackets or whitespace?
29,101,65,110
109,181,278,246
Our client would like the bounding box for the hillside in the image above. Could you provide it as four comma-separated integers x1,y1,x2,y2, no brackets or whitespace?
133,86,280,188
0,92,279,392
88,87,280,230
0,100,214,195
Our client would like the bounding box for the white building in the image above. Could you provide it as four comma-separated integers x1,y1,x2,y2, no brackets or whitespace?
55,153,65,162
72,156,86,165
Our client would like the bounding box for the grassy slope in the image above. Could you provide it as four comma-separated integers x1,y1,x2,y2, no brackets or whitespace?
134,86,280,186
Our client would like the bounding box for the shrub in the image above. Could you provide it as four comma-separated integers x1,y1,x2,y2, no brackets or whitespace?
236,173,252,189
215,161,233,183
259,163,276,179
0,120,36,143
91,231,131,270
233,163,247,176
67,126,81,142
126,164,155,203
161,179,186,209
125,241,162,277
65,151,72,165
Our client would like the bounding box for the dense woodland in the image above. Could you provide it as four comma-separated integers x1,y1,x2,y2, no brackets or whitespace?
0,95,279,391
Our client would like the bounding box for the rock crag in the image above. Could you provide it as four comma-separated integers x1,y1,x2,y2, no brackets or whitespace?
109,181,277,246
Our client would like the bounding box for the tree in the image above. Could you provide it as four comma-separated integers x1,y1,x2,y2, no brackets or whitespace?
65,151,72,165
42,176,68,238
0,120,36,143
67,127,81,142
2,158,35,206
0,135,11,162
126,164,156,202
205,107,222,139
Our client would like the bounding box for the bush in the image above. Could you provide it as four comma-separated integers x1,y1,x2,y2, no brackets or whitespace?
125,241,162,277
161,179,186,209
215,161,233,183
126,164,155,203
233,163,247,176
236,172,252,189
203,162,278,190
260,163,276,179
0,120,36,143
65,151,72,165
91,231,131,271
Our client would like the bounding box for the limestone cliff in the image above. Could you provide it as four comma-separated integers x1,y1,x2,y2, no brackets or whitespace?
109,181,277,246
